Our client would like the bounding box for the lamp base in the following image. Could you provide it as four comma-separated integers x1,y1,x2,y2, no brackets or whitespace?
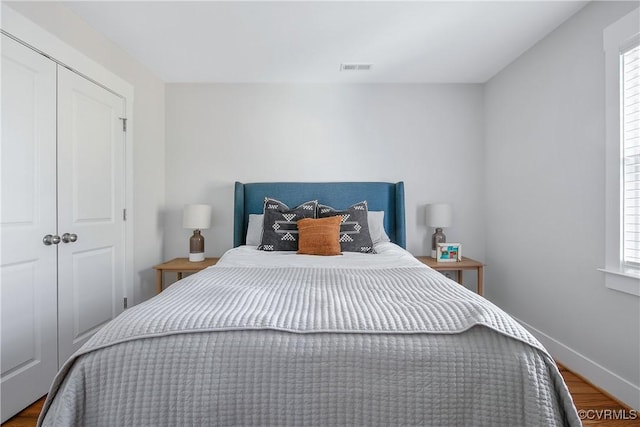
189,252,205,262
188,229,205,262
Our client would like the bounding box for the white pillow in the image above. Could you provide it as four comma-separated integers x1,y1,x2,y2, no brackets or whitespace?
368,211,391,244
245,211,390,246
246,214,263,246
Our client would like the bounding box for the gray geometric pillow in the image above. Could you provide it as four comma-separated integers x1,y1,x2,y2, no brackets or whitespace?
318,201,375,253
258,198,317,251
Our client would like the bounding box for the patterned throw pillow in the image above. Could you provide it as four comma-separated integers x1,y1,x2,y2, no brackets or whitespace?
258,198,317,251
318,201,375,253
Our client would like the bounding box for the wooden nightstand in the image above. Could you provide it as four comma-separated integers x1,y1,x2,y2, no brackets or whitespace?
153,257,219,293
416,256,484,296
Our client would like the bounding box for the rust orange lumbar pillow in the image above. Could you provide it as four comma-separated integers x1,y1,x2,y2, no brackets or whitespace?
297,216,343,256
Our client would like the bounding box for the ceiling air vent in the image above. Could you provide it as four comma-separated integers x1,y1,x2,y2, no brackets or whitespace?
340,63,372,71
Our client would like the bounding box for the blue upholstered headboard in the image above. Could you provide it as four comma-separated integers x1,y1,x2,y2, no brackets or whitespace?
233,181,406,248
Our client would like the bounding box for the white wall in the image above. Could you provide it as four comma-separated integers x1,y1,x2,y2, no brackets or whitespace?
165,83,485,288
485,1,640,409
6,2,167,303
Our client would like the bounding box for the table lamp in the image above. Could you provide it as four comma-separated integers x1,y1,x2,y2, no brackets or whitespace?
426,203,452,258
183,204,212,262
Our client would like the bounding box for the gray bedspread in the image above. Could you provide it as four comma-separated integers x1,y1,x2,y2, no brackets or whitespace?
39,265,580,426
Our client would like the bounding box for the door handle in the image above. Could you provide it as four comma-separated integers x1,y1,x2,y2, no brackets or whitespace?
61,233,78,243
43,234,61,245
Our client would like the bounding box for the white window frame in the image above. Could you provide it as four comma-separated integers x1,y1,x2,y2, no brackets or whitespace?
601,8,640,297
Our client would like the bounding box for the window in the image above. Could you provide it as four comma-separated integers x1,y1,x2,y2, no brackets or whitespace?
602,8,640,296
622,44,639,266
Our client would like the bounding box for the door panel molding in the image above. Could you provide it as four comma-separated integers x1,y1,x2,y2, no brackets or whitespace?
57,66,125,363
0,16,133,418
0,34,58,423
2,1,135,313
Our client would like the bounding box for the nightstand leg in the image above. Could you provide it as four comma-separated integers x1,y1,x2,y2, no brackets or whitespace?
156,270,163,294
478,266,484,296
458,270,463,284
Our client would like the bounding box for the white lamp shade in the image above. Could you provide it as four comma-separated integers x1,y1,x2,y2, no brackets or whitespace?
426,203,452,228
183,204,212,229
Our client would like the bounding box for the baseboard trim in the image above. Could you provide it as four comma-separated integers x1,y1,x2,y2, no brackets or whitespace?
512,315,640,411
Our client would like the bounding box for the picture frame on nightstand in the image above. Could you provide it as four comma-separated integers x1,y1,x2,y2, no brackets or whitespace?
436,243,462,262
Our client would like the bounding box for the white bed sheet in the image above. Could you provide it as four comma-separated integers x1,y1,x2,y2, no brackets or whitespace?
217,242,426,269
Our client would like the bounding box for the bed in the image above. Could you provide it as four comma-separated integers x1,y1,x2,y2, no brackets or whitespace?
38,181,580,426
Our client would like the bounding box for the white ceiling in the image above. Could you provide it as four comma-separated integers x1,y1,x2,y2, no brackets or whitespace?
61,1,588,84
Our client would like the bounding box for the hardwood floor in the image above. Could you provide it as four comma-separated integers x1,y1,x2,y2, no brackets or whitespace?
2,397,44,427
2,364,638,426
557,363,639,426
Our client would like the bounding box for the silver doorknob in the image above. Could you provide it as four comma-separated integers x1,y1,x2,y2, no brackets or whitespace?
43,234,61,245
61,233,78,243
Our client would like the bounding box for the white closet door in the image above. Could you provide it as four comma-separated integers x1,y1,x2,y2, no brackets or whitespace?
0,35,58,422
56,67,126,363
